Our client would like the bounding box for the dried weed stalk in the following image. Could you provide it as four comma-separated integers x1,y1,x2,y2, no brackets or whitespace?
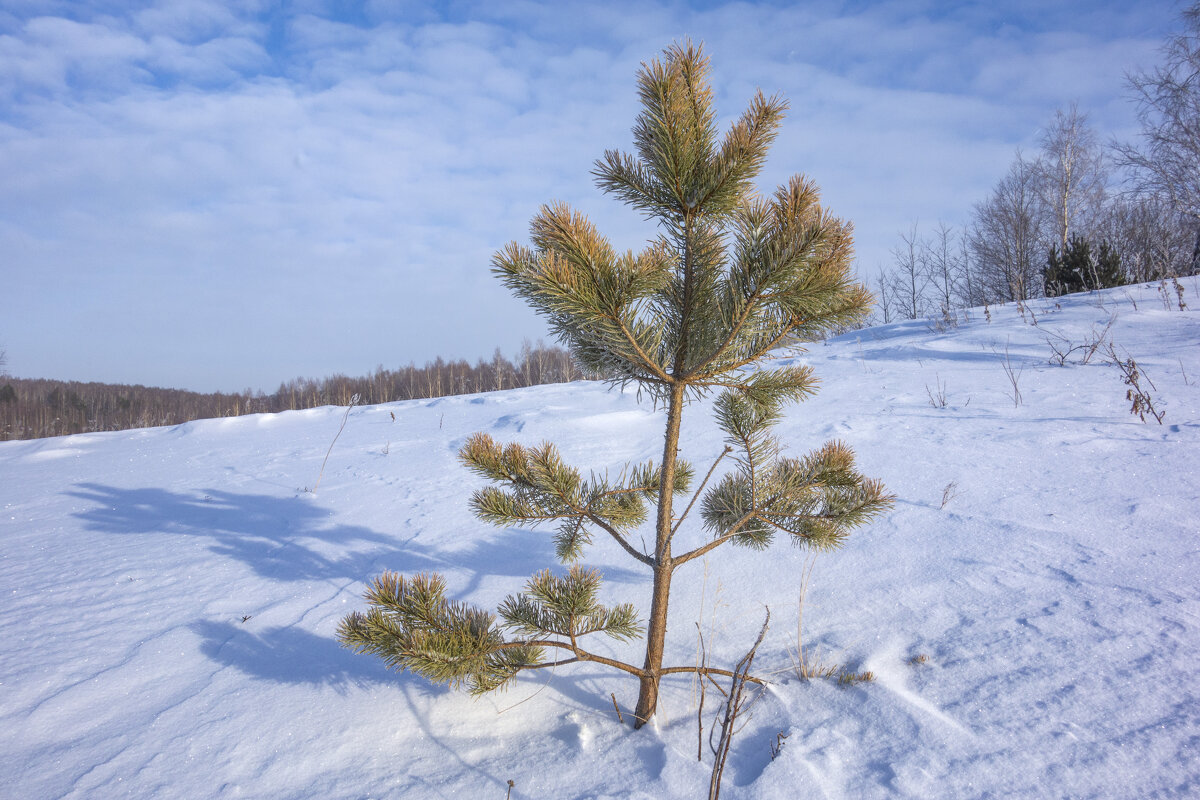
1107,344,1165,424
708,610,770,800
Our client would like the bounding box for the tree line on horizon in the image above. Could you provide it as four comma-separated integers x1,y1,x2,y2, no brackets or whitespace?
0,342,586,441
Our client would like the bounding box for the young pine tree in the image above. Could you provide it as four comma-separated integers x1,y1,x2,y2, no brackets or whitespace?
1044,235,1124,297
338,41,893,728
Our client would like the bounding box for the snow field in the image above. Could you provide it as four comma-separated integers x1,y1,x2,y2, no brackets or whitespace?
1,280,1197,798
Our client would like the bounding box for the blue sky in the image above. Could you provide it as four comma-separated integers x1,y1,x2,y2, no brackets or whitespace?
0,0,1184,393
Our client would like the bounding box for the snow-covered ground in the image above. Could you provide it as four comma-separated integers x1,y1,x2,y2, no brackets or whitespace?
2,281,1198,799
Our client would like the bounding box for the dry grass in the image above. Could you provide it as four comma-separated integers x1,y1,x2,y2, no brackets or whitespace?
837,670,875,686
926,374,948,408
939,481,961,510
784,555,843,681
996,341,1023,407
780,555,876,686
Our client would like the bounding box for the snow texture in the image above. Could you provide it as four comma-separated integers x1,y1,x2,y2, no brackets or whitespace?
2,282,1198,798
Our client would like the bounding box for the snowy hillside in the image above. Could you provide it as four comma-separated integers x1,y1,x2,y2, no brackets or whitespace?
2,282,1198,799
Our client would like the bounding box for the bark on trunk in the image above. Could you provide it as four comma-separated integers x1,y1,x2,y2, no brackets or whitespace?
632,380,686,727
633,212,695,729
631,557,674,727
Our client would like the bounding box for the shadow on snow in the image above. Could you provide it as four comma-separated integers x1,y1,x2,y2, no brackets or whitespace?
66,482,642,587
67,482,646,688
192,618,404,691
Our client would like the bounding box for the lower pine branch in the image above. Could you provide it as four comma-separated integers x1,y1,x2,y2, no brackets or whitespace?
496,642,768,687
660,665,768,685
502,638,645,678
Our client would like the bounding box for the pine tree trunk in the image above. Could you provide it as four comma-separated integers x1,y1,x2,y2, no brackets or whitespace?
633,380,686,727
632,556,674,727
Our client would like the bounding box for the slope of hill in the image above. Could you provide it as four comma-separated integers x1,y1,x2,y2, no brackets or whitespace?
2,281,1197,799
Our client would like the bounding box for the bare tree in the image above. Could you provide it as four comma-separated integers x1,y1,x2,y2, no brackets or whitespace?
957,228,981,308
1036,104,1108,254
872,271,895,324
1114,3,1200,273
1094,194,1193,282
880,221,981,313
888,222,930,319
970,152,1047,302
925,221,962,314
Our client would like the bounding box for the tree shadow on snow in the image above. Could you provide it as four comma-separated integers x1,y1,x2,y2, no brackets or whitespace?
67,483,643,589
67,482,435,584
69,482,646,689
192,618,424,692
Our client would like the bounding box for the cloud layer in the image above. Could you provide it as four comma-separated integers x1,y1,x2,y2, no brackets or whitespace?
0,0,1179,391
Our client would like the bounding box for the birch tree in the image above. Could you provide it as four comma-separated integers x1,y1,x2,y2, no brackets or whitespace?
1115,3,1200,273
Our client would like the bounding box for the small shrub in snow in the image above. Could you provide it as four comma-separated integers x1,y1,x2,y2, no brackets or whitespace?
1043,317,1114,366
782,553,864,684
1156,278,1189,311
708,610,770,800
769,730,790,760
927,374,949,407
927,306,960,333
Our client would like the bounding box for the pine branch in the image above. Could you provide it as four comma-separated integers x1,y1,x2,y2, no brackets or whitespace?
659,665,766,685
689,440,895,558
672,500,771,567
688,322,809,385
500,566,644,642
491,236,673,389
693,90,787,215
583,511,656,566
464,433,695,567
337,571,544,695
713,390,782,466
608,311,675,385
593,149,677,219
503,640,645,677
671,445,733,538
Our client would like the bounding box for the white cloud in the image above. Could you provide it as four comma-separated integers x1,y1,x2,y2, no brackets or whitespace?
133,0,264,43
0,16,148,95
144,33,270,83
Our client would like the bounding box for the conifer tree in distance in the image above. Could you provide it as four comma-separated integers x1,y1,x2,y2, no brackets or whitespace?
1044,235,1124,297
338,41,894,728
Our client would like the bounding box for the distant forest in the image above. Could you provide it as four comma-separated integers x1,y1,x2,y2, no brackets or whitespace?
0,343,587,441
